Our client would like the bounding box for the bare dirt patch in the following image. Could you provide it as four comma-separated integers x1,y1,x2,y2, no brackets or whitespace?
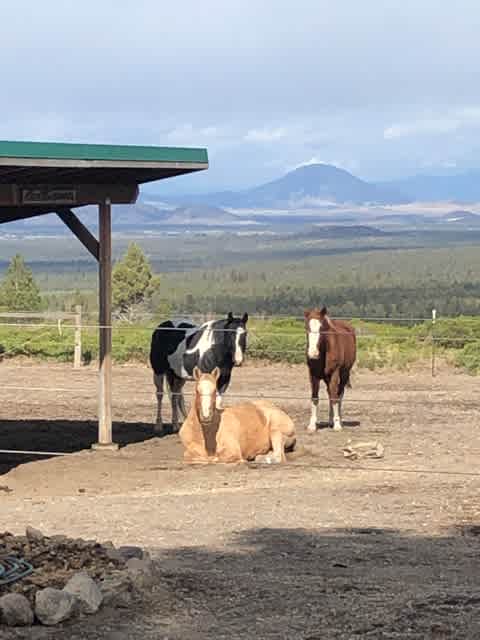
1,360,479,638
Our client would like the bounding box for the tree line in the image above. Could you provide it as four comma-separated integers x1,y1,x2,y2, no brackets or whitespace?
2,244,480,320
0,244,161,317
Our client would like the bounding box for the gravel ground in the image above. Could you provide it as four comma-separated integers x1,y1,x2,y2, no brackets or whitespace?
1,360,479,639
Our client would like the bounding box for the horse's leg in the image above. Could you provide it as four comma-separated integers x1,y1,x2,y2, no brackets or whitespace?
170,376,186,433
328,370,342,431
178,382,188,419
255,430,286,464
184,447,209,464
339,390,344,424
216,436,245,464
153,373,164,434
307,373,320,432
216,369,231,411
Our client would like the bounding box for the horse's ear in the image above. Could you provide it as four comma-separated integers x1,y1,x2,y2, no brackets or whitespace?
227,312,234,322
193,366,201,381
320,306,328,317
212,367,220,381
304,310,310,319
241,312,249,325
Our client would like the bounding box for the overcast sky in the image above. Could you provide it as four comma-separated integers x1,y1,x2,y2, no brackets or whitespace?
1,0,480,192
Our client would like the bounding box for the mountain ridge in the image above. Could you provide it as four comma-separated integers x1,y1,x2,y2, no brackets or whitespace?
158,163,411,208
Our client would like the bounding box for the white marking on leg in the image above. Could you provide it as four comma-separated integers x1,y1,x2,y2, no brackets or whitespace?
332,402,342,431
307,399,319,431
307,318,321,359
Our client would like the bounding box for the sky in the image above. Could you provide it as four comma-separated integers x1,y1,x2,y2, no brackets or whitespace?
1,0,480,193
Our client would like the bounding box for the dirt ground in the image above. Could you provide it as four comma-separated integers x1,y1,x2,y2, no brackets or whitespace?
1,360,480,639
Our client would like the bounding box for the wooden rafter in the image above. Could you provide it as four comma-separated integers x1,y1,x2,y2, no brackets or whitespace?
55,209,99,261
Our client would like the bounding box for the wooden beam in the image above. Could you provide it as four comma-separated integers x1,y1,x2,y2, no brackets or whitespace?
0,183,138,206
56,209,99,260
0,208,54,224
93,198,117,451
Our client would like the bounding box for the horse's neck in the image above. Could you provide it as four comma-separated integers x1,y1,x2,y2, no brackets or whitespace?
194,408,221,456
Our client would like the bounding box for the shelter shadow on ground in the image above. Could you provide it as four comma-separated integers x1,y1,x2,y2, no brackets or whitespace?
4,526,480,640
0,419,160,474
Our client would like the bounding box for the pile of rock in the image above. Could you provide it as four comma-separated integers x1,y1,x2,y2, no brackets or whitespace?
0,527,156,627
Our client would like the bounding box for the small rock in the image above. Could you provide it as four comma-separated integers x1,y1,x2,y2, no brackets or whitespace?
102,540,115,549
0,593,34,627
26,526,44,542
118,546,143,560
64,571,103,614
126,557,156,589
105,547,124,563
100,574,134,608
73,538,88,549
35,588,78,626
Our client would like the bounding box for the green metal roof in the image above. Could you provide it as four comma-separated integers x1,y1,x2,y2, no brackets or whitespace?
0,140,208,164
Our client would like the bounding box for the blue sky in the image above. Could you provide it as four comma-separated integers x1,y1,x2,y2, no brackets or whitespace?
1,0,480,193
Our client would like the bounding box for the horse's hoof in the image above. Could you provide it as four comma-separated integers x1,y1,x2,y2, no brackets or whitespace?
154,424,165,436
332,423,343,432
306,424,317,433
255,454,280,464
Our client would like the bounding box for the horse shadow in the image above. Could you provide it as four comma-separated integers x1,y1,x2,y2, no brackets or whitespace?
316,420,361,430
0,418,160,475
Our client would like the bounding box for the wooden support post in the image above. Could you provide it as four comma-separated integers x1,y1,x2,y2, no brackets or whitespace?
74,305,82,369
431,308,437,378
93,198,118,451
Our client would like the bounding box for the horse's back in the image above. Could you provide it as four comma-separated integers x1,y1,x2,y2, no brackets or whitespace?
252,400,296,437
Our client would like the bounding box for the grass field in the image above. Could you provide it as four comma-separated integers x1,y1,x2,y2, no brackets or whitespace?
1,316,479,374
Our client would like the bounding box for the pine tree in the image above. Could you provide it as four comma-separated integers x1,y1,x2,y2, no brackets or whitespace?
0,254,42,311
112,243,161,319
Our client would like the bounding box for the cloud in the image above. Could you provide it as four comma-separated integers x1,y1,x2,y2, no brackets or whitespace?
384,106,480,140
165,124,223,144
4,1,480,189
384,118,461,140
244,127,289,143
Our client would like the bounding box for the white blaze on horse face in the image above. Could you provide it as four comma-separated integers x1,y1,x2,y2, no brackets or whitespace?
234,327,246,366
307,319,321,359
197,378,216,421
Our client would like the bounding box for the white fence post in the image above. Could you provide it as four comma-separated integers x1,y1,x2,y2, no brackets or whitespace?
431,308,437,378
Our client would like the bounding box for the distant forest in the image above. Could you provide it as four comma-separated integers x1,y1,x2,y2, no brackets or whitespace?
1,232,480,320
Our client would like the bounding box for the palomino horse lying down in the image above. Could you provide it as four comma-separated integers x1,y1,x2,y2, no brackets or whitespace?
179,367,296,464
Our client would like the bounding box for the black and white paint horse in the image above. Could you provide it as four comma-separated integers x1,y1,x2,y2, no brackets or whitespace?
150,312,248,434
